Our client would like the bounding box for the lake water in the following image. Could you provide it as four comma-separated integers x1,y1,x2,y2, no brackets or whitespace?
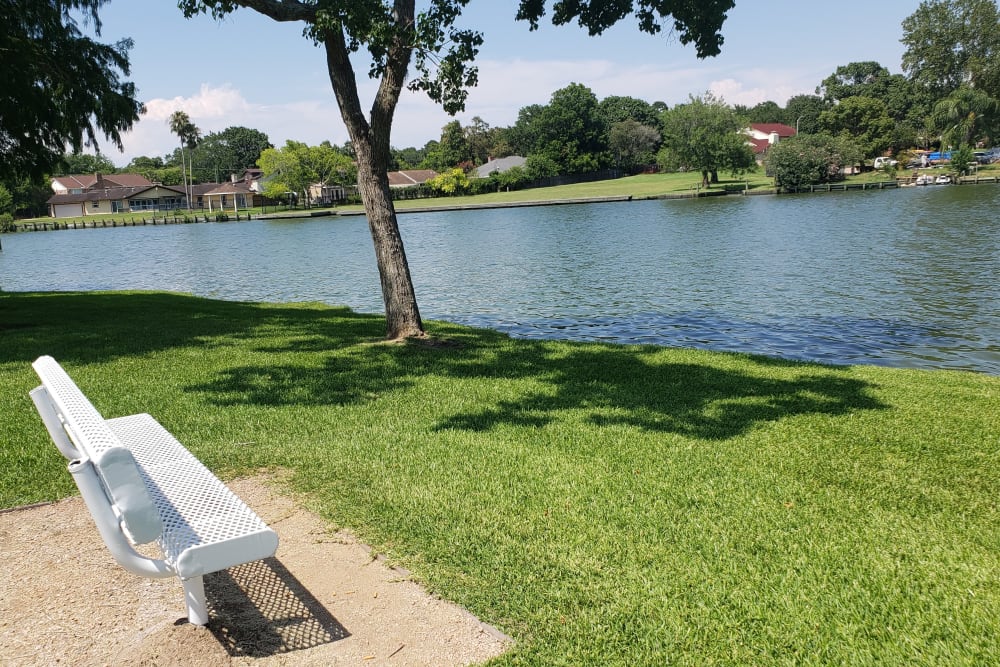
2,185,998,374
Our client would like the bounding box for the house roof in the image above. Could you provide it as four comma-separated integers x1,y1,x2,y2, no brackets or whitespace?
46,185,165,204
748,137,772,155
474,156,527,178
387,169,438,187
203,181,254,196
52,173,153,192
749,123,797,138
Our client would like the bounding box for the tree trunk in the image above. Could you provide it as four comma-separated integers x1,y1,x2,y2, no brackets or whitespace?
354,142,424,340
321,8,424,340
179,143,188,210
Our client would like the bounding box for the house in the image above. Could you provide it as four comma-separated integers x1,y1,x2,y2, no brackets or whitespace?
387,169,438,188
473,156,527,178
308,182,348,205
46,174,184,218
745,123,797,160
202,181,255,212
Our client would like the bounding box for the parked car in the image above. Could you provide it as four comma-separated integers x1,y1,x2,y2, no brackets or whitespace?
873,156,898,169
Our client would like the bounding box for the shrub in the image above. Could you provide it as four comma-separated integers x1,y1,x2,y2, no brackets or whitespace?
765,134,862,192
427,168,471,196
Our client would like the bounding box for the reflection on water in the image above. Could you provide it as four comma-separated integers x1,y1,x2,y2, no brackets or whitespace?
2,185,998,374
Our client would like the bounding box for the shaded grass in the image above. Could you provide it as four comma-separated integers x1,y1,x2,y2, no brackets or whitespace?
2,291,998,665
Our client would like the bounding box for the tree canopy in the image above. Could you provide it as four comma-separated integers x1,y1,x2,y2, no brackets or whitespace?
902,0,1000,100
187,126,273,182
0,0,144,180
511,83,610,174
258,140,356,205
57,152,118,176
658,92,754,187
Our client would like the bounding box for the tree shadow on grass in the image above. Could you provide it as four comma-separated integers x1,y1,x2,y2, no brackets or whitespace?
193,331,886,440
2,291,888,439
428,344,887,440
0,291,386,366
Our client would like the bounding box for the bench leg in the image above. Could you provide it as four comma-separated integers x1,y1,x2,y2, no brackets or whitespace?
182,576,209,625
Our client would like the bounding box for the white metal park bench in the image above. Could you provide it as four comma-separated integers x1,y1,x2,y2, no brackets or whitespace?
29,355,279,625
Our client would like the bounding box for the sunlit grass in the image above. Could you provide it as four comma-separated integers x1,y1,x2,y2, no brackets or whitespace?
2,291,998,665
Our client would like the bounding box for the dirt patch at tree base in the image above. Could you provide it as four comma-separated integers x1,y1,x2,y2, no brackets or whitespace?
0,475,511,666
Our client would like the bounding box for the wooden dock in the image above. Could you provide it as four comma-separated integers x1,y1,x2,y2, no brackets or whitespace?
9,211,253,233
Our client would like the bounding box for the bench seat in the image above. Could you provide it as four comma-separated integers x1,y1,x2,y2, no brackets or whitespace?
106,413,277,579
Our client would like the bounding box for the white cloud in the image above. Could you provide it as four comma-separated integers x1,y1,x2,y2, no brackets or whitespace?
110,59,824,164
114,84,351,165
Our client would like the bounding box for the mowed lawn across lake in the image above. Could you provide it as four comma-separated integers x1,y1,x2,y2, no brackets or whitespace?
1,291,998,665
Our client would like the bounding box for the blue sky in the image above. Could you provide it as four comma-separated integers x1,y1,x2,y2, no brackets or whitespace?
89,1,923,166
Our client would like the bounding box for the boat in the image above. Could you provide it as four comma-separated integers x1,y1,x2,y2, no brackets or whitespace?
935,174,951,185
915,174,934,186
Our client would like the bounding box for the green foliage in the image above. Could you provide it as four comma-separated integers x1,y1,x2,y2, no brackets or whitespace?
511,83,610,174
1,176,51,218
597,95,662,130
902,0,1000,101
463,116,495,165
765,133,862,192
427,167,471,195
391,145,428,171
423,120,472,171
492,165,529,190
819,96,895,159
0,212,13,231
738,99,788,125
659,92,755,187
57,152,118,176
608,120,661,172
169,111,200,151
127,157,182,186
516,0,734,58
0,184,12,215
950,144,977,176
525,154,561,179
784,94,829,135
257,140,355,204
188,126,272,182
932,85,1000,147
0,1,143,180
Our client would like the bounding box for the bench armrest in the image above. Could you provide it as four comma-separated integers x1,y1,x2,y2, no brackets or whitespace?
68,457,174,580
93,447,163,545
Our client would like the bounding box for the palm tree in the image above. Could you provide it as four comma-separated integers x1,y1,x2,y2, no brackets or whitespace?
933,86,1000,148
168,111,200,210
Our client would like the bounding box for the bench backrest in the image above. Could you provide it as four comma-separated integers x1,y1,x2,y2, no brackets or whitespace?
32,355,123,460
32,355,162,544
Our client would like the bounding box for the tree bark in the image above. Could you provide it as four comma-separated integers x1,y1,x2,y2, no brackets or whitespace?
321,4,424,340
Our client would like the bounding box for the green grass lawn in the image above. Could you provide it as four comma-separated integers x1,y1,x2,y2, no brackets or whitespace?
2,291,998,665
